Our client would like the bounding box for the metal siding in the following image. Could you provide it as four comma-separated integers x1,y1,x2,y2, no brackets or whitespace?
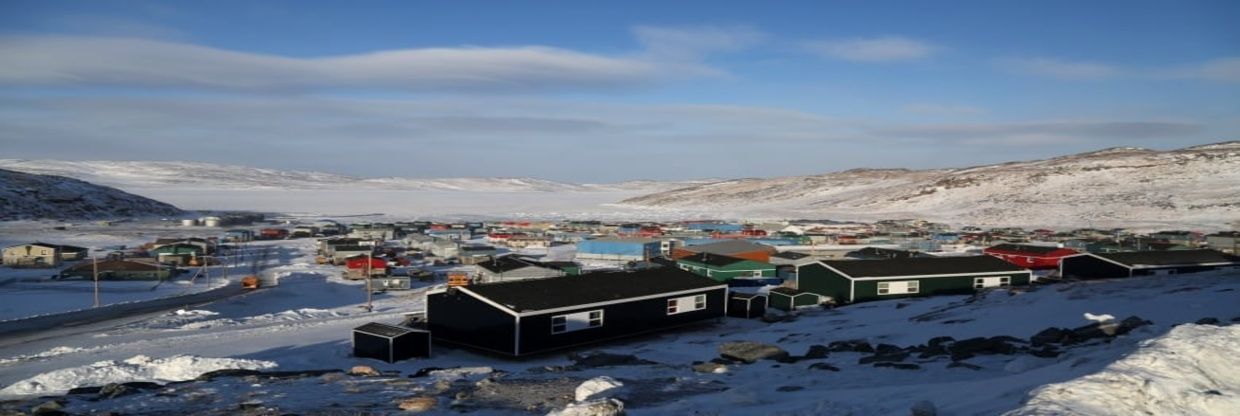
796,263,851,302
426,291,517,355
516,288,725,356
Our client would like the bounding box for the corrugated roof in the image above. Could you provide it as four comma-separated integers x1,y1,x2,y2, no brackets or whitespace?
1095,249,1239,267
463,268,722,312
821,255,1027,278
682,240,775,255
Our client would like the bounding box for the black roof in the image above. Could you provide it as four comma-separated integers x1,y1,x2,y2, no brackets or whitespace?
678,252,750,267
462,268,723,312
769,287,813,296
332,245,372,252
820,255,1027,278
845,247,928,259
682,240,775,255
476,255,539,273
1094,249,1240,267
771,251,810,260
987,244,1068,254
729,292,765,299
353,322,424,338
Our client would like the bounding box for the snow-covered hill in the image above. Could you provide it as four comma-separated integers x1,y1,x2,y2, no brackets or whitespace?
0,160,700,193
621,142,1240,229
0,168,182,221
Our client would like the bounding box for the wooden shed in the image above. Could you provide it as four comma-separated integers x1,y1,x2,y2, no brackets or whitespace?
727,292,768,318
352,322,431,363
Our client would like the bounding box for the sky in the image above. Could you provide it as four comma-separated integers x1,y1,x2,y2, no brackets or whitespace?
0,0,1237,182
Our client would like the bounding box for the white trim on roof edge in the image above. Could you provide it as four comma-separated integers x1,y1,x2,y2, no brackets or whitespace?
515,285,729,317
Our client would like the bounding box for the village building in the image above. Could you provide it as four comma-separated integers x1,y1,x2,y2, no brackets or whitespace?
60,258,177,280
671,240,777,263
575,237,667,263
844,247,930,260
794,256,1032,304
475,255,565,284
330,245,374,265
1059,249,1240,279
675,252,776,283
2,243,65,267
1205,232,1239,254
727,292,768,318
426,268,727,357
767,287,825,311
983,243,1080,270
344,255,388,280
149,243,204,265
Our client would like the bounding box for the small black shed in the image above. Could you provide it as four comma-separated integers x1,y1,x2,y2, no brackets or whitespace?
352,322,431,363
727,292,767,318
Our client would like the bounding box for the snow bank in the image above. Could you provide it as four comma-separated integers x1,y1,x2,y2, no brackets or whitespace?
0,346,90,366
0,354,278,397
1007,324,1240,416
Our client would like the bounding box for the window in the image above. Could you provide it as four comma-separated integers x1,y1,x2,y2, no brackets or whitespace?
974,276,1012,289
667,294,707,315
1025,257,1035,263
877,280,919,295
551,310,603,334
751,270,763,277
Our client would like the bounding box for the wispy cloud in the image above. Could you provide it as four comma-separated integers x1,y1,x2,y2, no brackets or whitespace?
871,120,1200,145
902,103,987,117
803,36,936,62
0,28,758,93
997,57,1118,80
632,25,766,60
1166,57,1240,83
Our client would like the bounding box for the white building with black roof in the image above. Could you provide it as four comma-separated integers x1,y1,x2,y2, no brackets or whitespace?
1060,249,1240,279
426,268,727,357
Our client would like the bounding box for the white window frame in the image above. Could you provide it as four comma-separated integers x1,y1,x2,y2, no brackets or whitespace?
751,270,763,277
973,276,1012,289
667,294,707,315
551,310,603,334
877,280,919,295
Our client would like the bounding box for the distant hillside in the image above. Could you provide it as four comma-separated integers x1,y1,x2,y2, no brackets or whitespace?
620,142,1240,229
0,160,704,193
0,168,182,221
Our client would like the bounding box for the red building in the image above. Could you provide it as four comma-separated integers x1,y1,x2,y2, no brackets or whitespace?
259,228,289,240
983,244,1079,270
345,256,388,279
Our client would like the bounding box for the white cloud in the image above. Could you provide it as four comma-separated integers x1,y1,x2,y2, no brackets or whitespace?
632,25,766,60
804,36,935,62
997,57,1118,80
902,103,987,117
0,32,746,92
1167,57,1240,83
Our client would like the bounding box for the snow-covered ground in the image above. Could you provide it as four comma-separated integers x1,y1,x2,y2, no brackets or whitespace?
0,234,1236,414
0,278,229,322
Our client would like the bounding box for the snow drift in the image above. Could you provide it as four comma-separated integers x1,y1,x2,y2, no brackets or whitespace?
0,354,277,398
1007,324,1240,416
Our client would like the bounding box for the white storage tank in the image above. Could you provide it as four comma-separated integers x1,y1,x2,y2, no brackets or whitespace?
202,217,222,227
181,219,198,227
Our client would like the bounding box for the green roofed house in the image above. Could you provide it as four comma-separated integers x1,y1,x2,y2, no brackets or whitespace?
767,287,824,311
675,252,776,282
794,256,1032,304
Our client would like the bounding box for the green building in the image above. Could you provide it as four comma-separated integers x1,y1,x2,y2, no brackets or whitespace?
794,256,1031,304
767,287,824,311
676,253,776,282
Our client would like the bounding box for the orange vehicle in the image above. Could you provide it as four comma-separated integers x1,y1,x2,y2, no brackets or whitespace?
446,271,470,287
241,275,260,289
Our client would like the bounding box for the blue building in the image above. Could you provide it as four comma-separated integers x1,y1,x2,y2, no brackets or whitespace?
685,222,744,233
575,238,664,263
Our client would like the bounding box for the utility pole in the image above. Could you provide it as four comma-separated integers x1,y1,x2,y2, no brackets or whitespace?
92,256,100,308
365,252,374,312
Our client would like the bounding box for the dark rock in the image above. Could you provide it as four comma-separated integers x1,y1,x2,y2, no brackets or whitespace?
719,341,790,364
926,336,955,348
1115,316,1153,335
1030,327,1071,346
569,351,656,368
197,368,263,381
98,383,140,400
774,355,801,364
411,367,448,378
238,400,265,411
803,345,830,359
67,386,103,395
31,400,66,416
692,362,728,373
948,337,1019,360
910,400,937,416
1029,347,1062,358
1231,316,1240,323
827,340,873,353
918,344,948,359
808,363,840,372
121,381,162,390
776,385,804,392
859,351,909,364
710,357,736,365
895,302,910,309
946,361,982,370
875,344,904,355
1195,317,1221,326
873,362,920,370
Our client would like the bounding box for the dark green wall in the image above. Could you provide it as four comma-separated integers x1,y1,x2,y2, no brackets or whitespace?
851,272,1030,303
795,263,851,303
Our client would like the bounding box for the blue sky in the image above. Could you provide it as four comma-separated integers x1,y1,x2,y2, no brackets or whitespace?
1,0,1237,182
